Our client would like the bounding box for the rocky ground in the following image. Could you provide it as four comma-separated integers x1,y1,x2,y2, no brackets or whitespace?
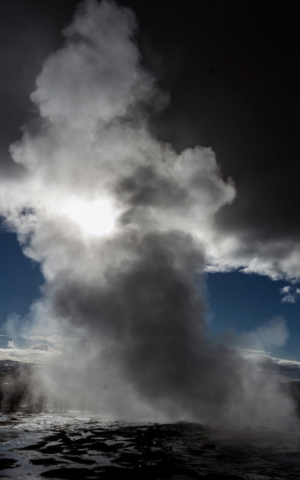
1,413,300,479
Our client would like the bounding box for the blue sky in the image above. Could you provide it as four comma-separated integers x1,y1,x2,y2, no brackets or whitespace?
206,272,300,362
0,231,43,325
1,228,299,362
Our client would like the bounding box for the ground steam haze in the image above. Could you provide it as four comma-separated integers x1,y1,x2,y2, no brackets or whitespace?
0,0,296,429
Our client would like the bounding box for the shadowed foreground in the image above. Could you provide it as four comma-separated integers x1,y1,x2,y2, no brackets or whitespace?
1,414,300,479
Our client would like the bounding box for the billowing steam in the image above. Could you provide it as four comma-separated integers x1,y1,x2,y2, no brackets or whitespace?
0,0,297,428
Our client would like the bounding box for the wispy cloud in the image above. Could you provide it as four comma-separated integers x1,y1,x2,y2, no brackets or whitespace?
248,353,300,380
279,285,300,303
0,345,60,364
230,316,289,352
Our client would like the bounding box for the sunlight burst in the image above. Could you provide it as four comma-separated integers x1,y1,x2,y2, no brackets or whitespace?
62,198,116,236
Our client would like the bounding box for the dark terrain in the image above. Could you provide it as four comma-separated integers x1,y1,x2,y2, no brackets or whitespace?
1,412,300,479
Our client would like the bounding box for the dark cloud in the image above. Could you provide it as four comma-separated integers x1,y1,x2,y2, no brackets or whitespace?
0,0,70,176
111,0,300,279
116,165,188,208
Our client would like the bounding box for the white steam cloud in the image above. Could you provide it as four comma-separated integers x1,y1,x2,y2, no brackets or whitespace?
0,0,297,429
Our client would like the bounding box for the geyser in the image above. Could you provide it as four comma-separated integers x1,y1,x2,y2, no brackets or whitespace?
0,0,297,430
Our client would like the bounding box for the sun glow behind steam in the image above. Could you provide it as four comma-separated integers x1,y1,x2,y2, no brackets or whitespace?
61,198,116,236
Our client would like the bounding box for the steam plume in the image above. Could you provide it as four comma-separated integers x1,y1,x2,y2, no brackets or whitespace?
0,0,296,428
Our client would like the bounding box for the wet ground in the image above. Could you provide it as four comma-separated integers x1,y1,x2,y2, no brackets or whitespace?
1,413,300,479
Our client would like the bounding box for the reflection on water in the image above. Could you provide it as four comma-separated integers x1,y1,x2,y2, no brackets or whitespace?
1,413,300,479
